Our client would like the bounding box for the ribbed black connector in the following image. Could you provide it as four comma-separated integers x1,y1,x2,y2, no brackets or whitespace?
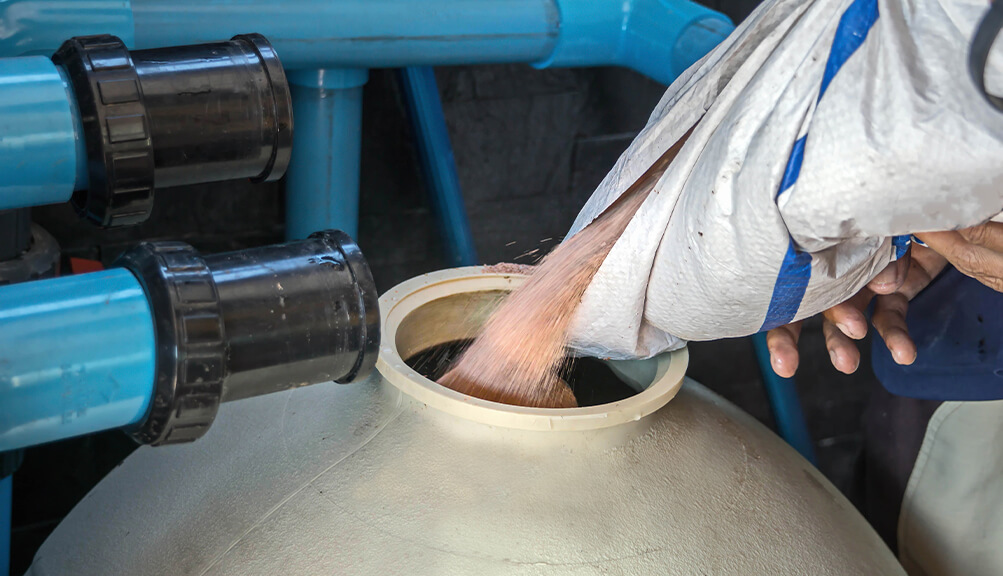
117,230,379,446
53,33,293,228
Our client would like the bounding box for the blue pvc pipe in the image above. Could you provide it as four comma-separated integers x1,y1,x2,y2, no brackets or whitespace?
398,67,478,267
132,0,732,85
0,56,86,211
0,475,8,576
751,332,817,464
0,269,157,452
130,0,559,70
285,69,368,240
0,0,134,56
0,1,732,86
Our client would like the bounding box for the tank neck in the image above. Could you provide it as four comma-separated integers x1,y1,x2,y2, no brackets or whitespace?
377,267,688,433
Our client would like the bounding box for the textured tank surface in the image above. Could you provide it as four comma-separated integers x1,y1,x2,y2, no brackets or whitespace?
29,268,905,576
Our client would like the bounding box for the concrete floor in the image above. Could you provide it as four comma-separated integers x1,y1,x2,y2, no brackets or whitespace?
14,43,886,574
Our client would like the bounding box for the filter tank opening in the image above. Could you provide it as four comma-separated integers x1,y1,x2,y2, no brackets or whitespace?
378,267,687,431
405,339,639,408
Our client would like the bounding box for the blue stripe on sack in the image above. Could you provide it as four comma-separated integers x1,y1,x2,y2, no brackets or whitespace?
760,0,880,332
819,0,879,99
761,139,812,330
778,136,807,196
761,239,815,331
893,235,911,259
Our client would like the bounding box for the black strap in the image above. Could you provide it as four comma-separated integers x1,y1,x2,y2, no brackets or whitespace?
970,0,1003,112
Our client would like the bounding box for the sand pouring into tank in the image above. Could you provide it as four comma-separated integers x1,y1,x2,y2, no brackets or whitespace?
438,133,689,409
437,185,649,408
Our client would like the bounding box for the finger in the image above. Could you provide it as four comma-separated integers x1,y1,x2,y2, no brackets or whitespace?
908,244,949,291
916,230,1003,292
896,245,946,300
871,293,917,365
919,222,1003,252
766,322,802,378
822,319,861,374
822,289,874,340
959,221,1003,252
868,252,910,295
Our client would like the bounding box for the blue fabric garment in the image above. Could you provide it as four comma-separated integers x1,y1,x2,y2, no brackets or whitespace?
872,267,1003,400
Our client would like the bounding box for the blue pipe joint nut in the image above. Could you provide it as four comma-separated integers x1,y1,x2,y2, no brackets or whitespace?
52,33,293,228
116,230,380,446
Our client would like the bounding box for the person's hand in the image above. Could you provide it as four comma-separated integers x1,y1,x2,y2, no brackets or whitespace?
765,221,1003,377
915,221,1003,292
765,244,948,378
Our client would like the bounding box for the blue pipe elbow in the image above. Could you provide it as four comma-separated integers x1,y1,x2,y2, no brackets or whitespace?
538,0,734,85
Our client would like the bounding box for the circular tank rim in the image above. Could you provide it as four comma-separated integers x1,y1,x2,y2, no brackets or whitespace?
376,266,688,431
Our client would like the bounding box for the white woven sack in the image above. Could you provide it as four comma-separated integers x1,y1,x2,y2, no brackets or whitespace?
567,0,1003,359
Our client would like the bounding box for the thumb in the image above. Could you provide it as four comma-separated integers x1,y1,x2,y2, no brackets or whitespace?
868,251,910,295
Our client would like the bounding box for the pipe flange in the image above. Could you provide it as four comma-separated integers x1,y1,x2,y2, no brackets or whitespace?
53,35,156,228
116,242,227,446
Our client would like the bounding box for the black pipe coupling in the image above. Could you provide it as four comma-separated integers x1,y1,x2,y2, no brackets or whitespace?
53,33,293,228
116,231,379,446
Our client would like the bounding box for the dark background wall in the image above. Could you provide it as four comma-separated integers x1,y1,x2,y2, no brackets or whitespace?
12,0,885,571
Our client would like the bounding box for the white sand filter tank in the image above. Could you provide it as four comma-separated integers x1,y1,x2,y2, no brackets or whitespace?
28,268,906,575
